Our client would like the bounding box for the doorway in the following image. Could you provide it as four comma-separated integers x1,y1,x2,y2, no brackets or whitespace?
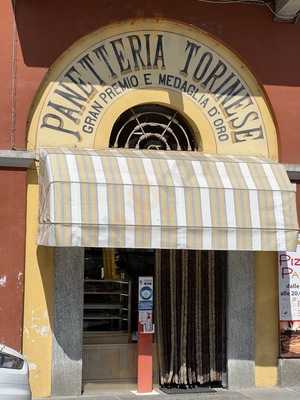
82,248,227,389
82,248,155,387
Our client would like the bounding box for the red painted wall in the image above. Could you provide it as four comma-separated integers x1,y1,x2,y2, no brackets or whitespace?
0,168,26,351
0,1,27,351
0,0,14,149
296,185,300,226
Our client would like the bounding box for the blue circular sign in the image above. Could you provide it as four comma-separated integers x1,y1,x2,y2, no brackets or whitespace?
140,286,152,300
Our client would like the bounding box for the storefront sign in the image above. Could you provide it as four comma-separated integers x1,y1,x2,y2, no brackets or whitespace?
40,33,263,144
28,20,277,158
278,247,300,358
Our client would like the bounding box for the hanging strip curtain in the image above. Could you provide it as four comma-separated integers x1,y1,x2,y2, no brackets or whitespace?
155,250,227,386
38,148,299,251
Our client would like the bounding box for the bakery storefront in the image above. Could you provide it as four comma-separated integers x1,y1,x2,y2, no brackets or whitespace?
23,19,299,398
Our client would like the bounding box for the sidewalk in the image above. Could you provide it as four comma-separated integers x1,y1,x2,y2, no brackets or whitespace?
35,386,300,400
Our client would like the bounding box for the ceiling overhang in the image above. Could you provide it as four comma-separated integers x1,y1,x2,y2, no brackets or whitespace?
275,0,300,22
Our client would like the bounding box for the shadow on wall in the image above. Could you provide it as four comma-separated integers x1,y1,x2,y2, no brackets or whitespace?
13,0,300,86
33,160,82,368
255,252,279,380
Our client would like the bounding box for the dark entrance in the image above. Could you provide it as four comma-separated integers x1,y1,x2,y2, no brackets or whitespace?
83,248,227,388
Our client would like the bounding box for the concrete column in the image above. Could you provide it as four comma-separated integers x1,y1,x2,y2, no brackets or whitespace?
279,359,300,386
227,251,256,388
51,248,84,396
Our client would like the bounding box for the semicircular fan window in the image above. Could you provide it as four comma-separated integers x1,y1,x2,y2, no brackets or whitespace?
109,104,197,151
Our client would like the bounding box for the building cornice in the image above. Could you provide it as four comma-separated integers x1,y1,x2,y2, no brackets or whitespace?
0,150,300,180
284,164,300,181
0,150,36,168
275,0,300,22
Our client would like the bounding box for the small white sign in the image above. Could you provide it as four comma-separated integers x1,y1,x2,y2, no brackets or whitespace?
279,246,300,321
139,310,151,323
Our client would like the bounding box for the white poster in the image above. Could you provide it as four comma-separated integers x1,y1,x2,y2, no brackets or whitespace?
279,247,300,321
278,246,300,357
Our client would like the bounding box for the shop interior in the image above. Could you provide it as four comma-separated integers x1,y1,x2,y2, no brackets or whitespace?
82,248,227,392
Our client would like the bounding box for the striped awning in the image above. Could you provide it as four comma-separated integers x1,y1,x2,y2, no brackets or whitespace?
38,148,299,251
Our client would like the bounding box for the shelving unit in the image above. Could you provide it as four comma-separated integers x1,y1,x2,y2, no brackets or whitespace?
83,279,131,333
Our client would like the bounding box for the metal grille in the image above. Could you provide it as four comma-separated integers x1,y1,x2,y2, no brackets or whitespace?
109,104,197,151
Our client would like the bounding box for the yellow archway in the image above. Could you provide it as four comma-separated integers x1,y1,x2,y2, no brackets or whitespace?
27,18,277,158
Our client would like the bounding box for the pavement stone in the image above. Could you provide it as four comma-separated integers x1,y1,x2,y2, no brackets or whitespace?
34,387,300,400
288,386,300,392
239,388,300,399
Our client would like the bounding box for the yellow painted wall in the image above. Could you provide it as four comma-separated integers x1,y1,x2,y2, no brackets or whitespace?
22,168,54,398
255,252,279,387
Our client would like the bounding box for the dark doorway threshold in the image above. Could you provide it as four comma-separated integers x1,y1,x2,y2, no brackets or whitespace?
159,382,223,395
160,387,217,394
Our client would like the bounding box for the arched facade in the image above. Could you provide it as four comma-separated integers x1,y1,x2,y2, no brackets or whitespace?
23,19,280,397
27,19,277,157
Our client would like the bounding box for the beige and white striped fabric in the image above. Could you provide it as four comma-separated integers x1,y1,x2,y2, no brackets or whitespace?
38,148,299,251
